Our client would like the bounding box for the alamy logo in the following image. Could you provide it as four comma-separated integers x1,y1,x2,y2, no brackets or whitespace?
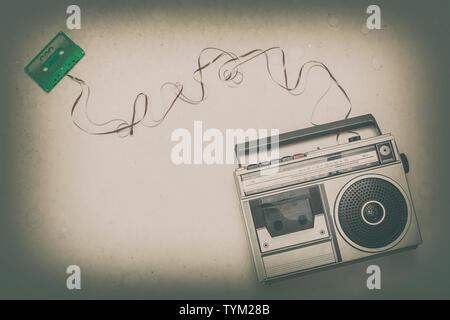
66,265,81,290
366,5,381,30
171,121,279,167
366,265,381,290
66,5,81,30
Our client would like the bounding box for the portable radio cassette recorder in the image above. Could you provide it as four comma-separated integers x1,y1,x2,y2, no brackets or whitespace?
233,114,422,282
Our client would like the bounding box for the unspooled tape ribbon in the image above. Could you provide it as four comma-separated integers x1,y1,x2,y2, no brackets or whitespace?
67,47,354,139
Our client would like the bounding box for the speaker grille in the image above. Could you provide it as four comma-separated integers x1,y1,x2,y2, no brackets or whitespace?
337,177,408,249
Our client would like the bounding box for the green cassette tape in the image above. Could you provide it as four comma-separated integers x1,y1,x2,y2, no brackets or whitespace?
25,31,85,92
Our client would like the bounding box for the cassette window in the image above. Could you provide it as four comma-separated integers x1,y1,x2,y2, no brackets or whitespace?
249,186,324,237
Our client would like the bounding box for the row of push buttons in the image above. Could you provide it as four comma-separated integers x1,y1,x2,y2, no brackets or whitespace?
246,153,306,170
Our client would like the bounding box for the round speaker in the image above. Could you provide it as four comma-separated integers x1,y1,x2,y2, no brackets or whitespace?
335,175,410,252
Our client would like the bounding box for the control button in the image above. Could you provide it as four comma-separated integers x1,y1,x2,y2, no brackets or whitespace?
259,161,270,167
400,153,409,174
247,164,258,170
293,153,306,159
377,142,395,163
379,144,391,156
349,135,361,142
281,156,294,162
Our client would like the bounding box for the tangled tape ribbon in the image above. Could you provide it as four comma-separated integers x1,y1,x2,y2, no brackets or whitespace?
67,47,353,138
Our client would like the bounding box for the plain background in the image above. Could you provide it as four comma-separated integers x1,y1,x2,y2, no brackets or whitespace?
0,0,449,299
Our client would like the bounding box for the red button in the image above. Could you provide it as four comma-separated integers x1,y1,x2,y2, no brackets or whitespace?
293,153,306,159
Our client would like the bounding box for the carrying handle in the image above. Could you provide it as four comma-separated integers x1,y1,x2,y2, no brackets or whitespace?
235,114,382,159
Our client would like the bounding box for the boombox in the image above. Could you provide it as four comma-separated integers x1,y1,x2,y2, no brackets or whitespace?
233,114,422,282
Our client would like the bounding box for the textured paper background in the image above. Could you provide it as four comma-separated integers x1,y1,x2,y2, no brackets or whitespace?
0,0,449,298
